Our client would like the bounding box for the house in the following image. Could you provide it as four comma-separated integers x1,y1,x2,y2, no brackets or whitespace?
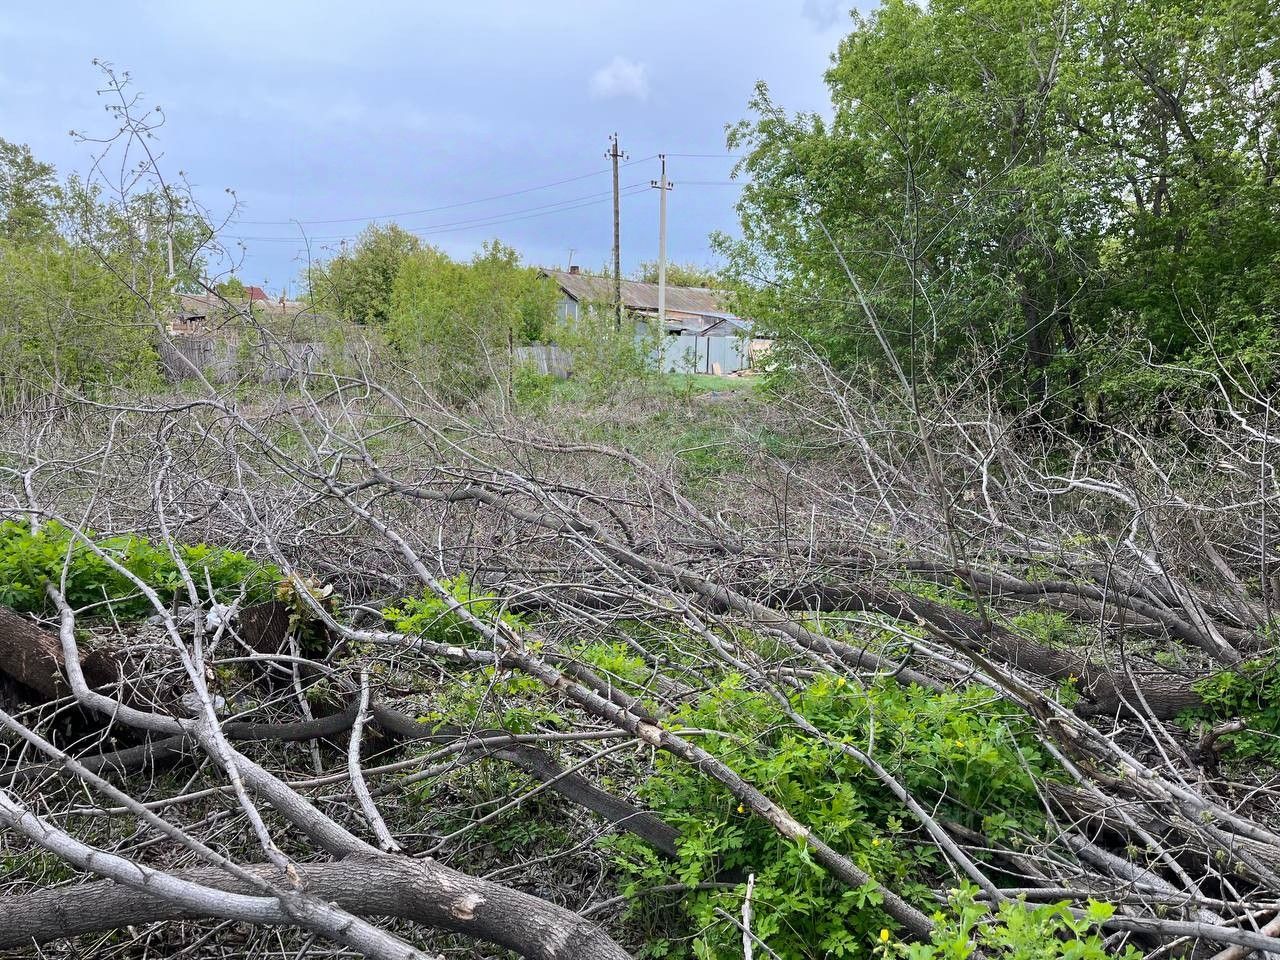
168,290,324,336
169,292,221,335
541,267,764,374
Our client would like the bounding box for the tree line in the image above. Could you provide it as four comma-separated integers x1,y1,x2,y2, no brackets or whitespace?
302,226,561,399
717,0,1278,417
0,137,210,404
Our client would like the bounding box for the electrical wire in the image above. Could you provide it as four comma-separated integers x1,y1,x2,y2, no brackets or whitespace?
227,183,651,245
220,152,738,248
234,154,659,226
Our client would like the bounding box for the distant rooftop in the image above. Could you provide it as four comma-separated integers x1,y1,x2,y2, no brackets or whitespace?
542,268,730,317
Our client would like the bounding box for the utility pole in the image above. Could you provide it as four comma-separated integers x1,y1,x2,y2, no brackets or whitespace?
607,133,626,329
650,154,673,327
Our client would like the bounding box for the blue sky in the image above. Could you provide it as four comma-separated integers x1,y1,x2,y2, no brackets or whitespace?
1,1,854,293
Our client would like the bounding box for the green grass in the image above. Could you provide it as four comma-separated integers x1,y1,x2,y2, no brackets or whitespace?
661,372,756,394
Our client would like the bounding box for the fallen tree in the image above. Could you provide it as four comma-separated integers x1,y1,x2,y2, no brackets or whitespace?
1,347,1277,960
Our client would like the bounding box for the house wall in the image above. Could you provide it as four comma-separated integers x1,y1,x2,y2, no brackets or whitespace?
652,333,748,375
556,295,580,323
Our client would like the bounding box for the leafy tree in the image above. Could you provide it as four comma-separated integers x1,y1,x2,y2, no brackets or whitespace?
0,238,161,403
1067,0,1280,403
0,140,204,403
0,138,59,242
308,223,423,324
58,174,211,298
215,276,247,299
721,0,1279,412
634,260,722,288
387,239,557,399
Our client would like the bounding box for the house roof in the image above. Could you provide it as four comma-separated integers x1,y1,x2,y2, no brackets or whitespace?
176,292,221,318
700,316,752,336
542,269,728,316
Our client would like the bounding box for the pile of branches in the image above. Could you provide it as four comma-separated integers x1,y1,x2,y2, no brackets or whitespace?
0,353,1278,959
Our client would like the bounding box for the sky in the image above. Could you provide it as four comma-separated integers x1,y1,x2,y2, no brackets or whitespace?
1,1,854,294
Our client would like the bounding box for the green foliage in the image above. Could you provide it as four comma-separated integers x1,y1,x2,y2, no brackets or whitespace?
387,240,558,400
1009,609,1085,649
307,223,423,325
0,238,163,403
384,575,565,734
0,520,280,618
0,139,214,403
721,0,1280,413
553,304,654,399
1182,657,1280,763
633,260,723,289
894,885,1137,960
511,365,560,413
610,675,1055,959
214,276,247,299
274,575,340,660
671,424,746,485
382,573,525,648
0,138,59,242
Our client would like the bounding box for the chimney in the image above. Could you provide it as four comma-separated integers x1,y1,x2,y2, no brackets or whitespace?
568,265,580,275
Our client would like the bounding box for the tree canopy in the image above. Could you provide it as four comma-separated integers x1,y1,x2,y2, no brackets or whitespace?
306,223,424,325
388,239,557,398
719,0,1279,413
0,138,211,404
633,260,722,289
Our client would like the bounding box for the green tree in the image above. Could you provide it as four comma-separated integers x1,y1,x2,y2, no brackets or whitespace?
308,223,423,324
215,276,247,299
387,240,557,399
1067,0,1280,401
0,239,161,404
58,175,211,299
0,138,60,243
721,0,1279,411
634,260,722,288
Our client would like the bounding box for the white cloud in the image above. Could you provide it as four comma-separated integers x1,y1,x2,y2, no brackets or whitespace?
801,0,845,30
588,56,649,101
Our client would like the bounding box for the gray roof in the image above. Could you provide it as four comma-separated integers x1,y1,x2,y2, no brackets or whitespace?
700,316,752,336
543,269,729,316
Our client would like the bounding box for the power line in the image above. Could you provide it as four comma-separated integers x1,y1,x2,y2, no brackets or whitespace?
217,150,738,249
234,154,659,226
227,183,651,245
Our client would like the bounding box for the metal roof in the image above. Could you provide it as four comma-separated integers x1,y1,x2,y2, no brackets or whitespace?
542,269,730,316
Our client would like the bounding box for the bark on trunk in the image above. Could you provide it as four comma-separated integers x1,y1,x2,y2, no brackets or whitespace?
0,853,633,960
0,605,116,703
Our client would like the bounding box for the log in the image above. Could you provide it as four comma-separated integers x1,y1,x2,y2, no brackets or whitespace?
0,605,116,704
0,853,633,960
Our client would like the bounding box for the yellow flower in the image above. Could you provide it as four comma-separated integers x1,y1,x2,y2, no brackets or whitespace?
737,804,745,814
836,676,847,687
1068,673,1078,683
955,739,965,748
879,928,891,943
872,838,881,846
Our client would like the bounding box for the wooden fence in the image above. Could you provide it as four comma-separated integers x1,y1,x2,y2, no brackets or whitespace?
158,336,326,384
161,337,574,385
513,344,574,379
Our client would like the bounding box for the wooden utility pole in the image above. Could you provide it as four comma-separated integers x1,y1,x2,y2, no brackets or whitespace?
650,154,673,328
607,133,626,329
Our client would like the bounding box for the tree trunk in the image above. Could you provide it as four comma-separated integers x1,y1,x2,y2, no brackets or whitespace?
0,853,633,960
